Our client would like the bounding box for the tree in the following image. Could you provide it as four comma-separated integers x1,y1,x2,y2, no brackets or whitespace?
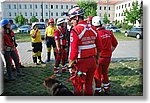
103,13,110,24
123,1,142,26
77,0,97,19
30,15,38,23
14,13,25,25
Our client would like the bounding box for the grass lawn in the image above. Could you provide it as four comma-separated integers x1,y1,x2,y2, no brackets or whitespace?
2,60,143,96
14,31,137,42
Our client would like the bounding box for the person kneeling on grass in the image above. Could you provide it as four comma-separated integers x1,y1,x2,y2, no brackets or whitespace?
30,22,45,65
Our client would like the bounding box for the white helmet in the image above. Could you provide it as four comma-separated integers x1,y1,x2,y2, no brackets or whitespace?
92,16,103,26
57,18,65,25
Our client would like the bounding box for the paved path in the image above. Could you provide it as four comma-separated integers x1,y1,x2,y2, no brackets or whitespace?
17,40,142,64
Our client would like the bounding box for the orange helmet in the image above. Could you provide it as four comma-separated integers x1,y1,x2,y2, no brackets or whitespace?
87,16,93,21
48,18,54,24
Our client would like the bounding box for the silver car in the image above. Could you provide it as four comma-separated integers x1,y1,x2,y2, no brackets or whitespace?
17,25,31,33
125,27,143,39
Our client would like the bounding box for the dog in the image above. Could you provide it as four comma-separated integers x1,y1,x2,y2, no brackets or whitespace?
43,75,74,96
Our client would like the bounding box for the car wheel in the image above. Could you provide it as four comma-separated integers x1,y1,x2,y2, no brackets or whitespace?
136,34,141,39
125,32,128,37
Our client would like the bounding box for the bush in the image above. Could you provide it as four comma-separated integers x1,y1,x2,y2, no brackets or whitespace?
122,23,133,30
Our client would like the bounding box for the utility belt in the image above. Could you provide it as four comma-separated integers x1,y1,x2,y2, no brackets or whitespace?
4,46,15,51
99,56,111,59
77,56,95,60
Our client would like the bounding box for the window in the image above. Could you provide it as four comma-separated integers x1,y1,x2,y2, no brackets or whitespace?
8,5,11,9
9,12,11,16
119,6,120,9
108,14,110,17
41,13,43,16
61,5,63,9
30,5,32,9
46,12,48,16
56,5,58,9
116,14,117,17
99,13,101,17
35,5,37,9
36,12,38,16
19,5,21,9
109,7,110,10
128,3,130,7
56,12,58,16
121,13,123,16
51,12,53,16
100,6,101,10
41,4,43,9
66,5,68,9
51,5,53,9
14,5,16,9
104,6,106,10
30,12,32,16
71,5,73,8
15,13,17,16
122,5,123,9
25,12,27,16
46,5,48,9
25,5,27,9
119,13,120,17
125,4,127,8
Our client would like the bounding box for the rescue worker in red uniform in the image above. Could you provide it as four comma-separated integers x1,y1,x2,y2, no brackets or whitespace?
92,16,118,95
54,18,67,76
0,19,25,81
67,6,101,96
86,16,93,25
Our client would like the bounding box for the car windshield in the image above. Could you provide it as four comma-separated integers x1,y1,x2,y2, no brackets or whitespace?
111,26,118,29
135,28,143,31
20,25,29,28
37,24,45,29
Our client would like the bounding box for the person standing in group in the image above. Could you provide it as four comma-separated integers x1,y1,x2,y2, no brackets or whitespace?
54,18,67,76
0,19,25,81
67,6,101,96
45,18,57,62
92,16,118,95
86,16,93,25
30,22,45,65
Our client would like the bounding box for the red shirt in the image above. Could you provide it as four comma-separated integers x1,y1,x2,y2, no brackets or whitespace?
97,28,118,58
69,20,101,60
54,27,66,46
1,30,15,48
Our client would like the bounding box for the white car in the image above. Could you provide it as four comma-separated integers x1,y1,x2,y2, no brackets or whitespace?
17,25,31,33
106,26,121,32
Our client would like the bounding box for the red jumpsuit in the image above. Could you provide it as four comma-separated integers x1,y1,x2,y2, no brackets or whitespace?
54,26,67,70
94,28,118,92
69,20,101,96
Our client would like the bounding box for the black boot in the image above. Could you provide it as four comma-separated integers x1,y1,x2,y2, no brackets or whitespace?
47,52,50,62
54,51,56,60
38,56,45,64
33,57,39,65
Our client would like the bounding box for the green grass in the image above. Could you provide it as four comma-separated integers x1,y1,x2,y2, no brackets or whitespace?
114,32,137,41
2,60,143,96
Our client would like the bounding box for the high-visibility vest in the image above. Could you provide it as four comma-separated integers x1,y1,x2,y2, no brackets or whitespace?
73,24,98,59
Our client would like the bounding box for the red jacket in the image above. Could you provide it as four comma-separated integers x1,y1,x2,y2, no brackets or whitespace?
1,30,15,49
54,27,66,46
97,28,118,58
69,20,101,60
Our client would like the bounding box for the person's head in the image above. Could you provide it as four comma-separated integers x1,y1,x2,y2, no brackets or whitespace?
0,19,11,30
48,18,54,27
56,18,66,28
31,22,38,30
86,16,93,25
68,6,85,27
92,16,103,27
9,20,14,25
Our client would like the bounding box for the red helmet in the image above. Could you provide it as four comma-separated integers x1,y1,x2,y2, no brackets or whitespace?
87,16,93,21
48,18,54,24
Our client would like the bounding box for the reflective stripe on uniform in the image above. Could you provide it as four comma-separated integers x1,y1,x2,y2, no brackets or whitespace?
78,44,96,50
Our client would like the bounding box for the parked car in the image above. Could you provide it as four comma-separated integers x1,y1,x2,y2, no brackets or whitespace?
17,25,31,33
125,27,143,39
31,22,46,40
105,26,121,32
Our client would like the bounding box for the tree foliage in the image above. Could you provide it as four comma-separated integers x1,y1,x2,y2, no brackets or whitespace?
30,15,38,23
77,0,97,19
123,1,142,25
103,13,110,24
14,13,25,25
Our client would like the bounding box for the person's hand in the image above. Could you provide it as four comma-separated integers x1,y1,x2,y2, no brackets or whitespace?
68,67,76,76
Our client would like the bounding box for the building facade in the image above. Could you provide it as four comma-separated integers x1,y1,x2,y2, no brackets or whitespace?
1,0,142,26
